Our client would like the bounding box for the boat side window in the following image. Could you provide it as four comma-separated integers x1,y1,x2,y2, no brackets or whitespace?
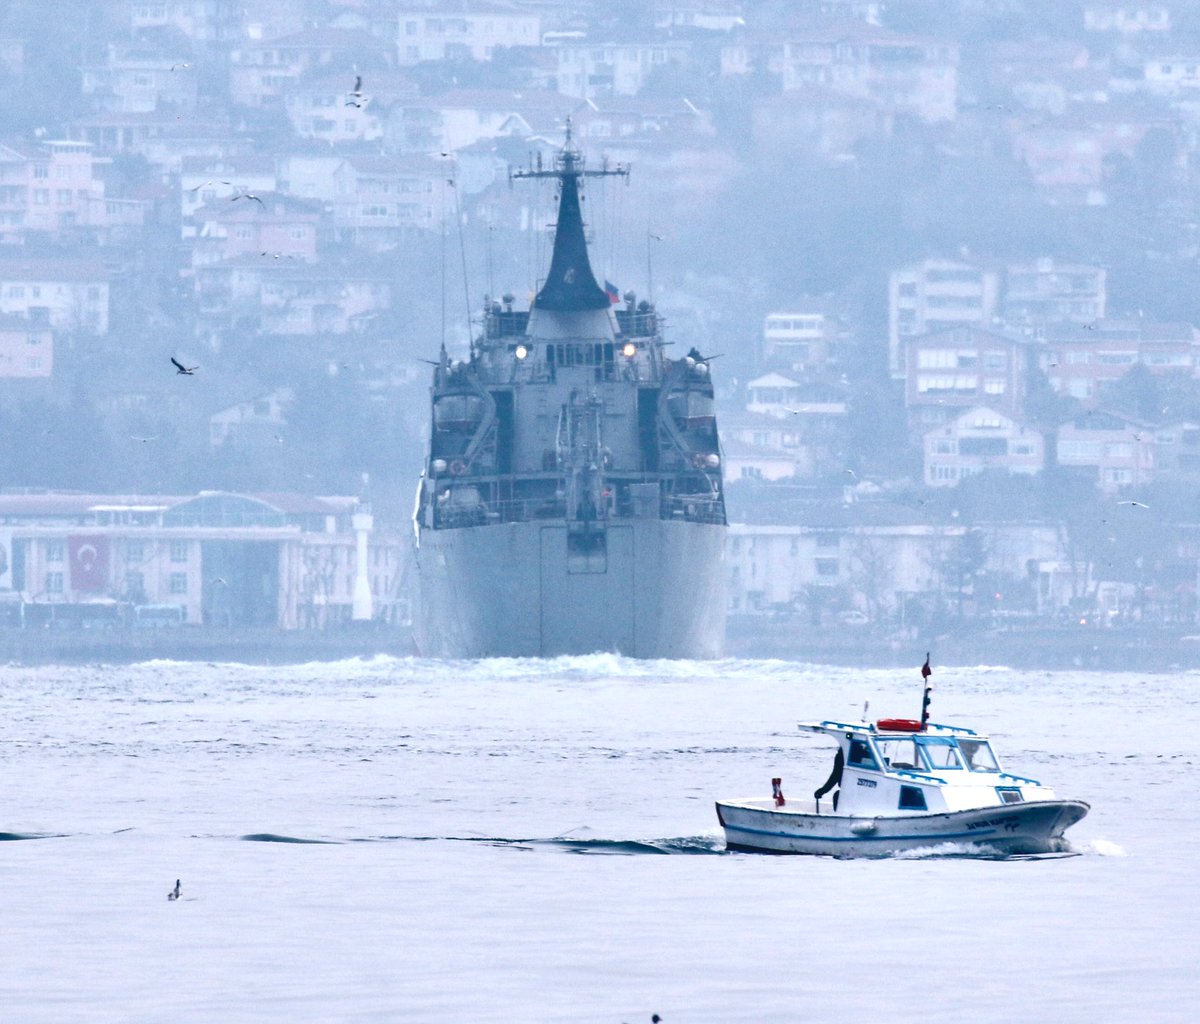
846,738,878,770
898,785,928,810
959,738,1000,772
915,737,963,770
876,737,920,771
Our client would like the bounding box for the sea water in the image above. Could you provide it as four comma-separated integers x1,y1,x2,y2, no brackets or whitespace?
0,655,1194,1023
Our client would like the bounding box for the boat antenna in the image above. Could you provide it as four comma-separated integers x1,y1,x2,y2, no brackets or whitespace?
919,653,932,730
450,162,472,337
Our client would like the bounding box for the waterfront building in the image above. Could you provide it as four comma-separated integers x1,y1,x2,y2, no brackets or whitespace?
0,492,406,630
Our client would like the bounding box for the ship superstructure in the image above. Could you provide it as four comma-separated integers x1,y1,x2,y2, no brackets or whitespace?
412,131,726,658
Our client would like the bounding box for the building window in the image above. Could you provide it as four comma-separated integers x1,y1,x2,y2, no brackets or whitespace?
126,541,144,562
170,541,188,562
46,571,64,594
169,572,188,594
47,540,65,562
126,571,144,596
815,558,839,577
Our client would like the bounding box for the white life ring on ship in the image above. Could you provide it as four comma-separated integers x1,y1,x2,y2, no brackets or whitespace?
449,459,467,476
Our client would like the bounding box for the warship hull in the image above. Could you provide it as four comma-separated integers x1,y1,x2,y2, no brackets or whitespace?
413,519,726,659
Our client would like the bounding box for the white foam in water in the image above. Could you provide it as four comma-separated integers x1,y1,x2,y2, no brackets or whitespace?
1082,838,1129,857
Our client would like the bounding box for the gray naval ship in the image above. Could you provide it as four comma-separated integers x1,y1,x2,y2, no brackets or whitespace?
412,132,726,658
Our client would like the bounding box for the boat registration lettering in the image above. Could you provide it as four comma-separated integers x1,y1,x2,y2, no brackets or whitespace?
856,778,877,789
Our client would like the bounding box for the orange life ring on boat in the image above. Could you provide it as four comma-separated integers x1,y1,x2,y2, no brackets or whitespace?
449,459,467,476
877,718,923,732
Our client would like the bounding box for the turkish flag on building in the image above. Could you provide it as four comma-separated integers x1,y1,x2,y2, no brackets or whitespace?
69,535,110,593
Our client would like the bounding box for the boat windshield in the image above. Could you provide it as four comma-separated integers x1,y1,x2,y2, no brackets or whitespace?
958,738,1001,772
914,736,963,770
876,737,921,772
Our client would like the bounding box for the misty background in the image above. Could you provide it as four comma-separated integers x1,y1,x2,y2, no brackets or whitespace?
5,0,1200,638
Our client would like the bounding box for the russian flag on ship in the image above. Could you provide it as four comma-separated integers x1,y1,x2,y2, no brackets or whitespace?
604,279,620,304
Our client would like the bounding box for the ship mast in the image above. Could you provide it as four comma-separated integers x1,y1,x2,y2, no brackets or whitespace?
510,121,629,312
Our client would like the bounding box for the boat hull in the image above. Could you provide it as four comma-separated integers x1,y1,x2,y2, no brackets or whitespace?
413,518,726,658
715,798,1090,857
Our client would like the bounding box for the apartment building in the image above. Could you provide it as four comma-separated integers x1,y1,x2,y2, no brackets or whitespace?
923,407,1044,487
1042,319,1200,403
722,23,959,123
1057,409,1156,490
903,326,1028,438
394,4,541,64
0,140,113,242
551,39,692,99
0,313,53,378
888,258,1001,378
0,259,110,335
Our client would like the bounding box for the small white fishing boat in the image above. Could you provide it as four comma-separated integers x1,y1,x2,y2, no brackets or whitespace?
716,658,1089,857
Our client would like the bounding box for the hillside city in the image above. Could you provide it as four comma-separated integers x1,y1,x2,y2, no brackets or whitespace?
4,0,1200,646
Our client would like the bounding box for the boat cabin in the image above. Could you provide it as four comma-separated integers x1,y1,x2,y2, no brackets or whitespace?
799,719,1058,816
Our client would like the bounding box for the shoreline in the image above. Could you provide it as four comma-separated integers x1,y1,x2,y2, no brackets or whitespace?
2,620,1198,672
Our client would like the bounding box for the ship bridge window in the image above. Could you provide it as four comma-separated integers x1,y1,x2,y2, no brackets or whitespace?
915,736,964,770
434,394,484,432
959,738,1000,772
550,343,614,367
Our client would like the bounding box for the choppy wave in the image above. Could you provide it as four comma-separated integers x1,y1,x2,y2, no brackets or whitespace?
375,833,725,855
0,831,67,842
239,833,341,844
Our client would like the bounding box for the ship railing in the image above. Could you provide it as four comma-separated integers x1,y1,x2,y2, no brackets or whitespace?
433,493,725,529
434,496,567,529
662,495,726,525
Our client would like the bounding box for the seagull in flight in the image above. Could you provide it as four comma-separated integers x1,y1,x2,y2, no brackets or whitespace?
231,191,264,206
171,357,197,375
346,73,364,106
1118,500,1149,508
187,180,230,192
130,435,157,443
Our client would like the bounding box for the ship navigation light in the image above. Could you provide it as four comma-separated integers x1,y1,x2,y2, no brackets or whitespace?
622,342,637,358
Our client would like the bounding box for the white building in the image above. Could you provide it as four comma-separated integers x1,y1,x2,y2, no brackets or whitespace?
923,407,1044,488
395,4,541,64
888,258,1001,378
551,39,692,99
0,258,110,334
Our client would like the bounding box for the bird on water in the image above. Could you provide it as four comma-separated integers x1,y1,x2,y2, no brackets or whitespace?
168,879,181,901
